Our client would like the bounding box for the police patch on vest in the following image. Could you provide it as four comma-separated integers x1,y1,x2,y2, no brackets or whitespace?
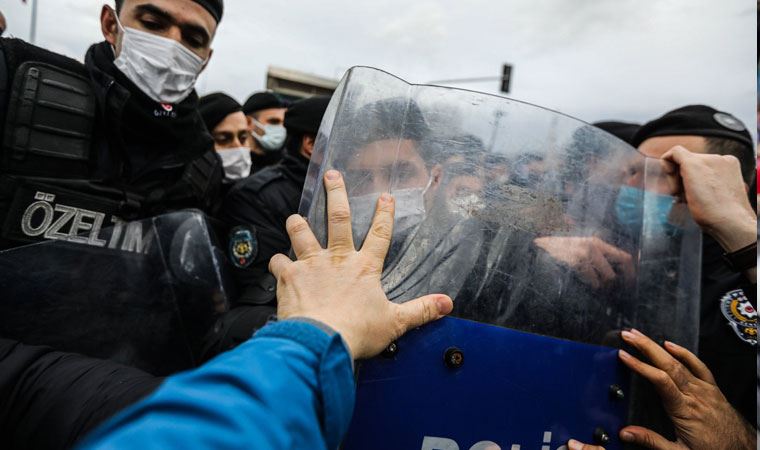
720,289,757,345
229,226,257,268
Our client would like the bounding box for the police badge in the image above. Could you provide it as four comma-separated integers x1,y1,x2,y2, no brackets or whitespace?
719,289,757,345
229,225,257,269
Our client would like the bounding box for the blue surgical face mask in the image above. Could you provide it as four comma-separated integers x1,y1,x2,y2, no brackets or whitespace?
251,118,287,152
615,185,680,239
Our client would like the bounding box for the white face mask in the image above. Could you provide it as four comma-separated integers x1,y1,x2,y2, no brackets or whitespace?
251,118,287,152
350,179,432,240
218,147,252,180
112,12,206,104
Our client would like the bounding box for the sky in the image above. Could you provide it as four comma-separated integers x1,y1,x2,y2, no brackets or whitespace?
1,0,757,136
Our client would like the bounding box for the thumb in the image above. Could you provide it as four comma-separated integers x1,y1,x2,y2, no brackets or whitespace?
394,294,453,337
621,426,680,450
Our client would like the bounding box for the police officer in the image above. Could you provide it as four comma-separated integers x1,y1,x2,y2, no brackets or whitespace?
243,91,289,173
0,0,225,448
630,105,757,427
203,96,331,354
570,106,757,450
199,92,252,191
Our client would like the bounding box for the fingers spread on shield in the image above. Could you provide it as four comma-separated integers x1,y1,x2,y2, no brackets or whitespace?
664,341,717,385
620,329,693,391
324,170,355,253
618,349,684,411
285,214,321,260
360,193,395,269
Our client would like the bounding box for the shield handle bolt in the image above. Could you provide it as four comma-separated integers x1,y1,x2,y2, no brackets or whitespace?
444,347,464,369
609,384,625,400
594,427,610,445
382,341,398,358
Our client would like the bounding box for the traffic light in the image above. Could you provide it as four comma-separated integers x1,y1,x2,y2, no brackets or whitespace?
500,64,512,94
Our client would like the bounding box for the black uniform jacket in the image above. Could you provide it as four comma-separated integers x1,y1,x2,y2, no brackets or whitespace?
698,236,757,426
221,152,309,305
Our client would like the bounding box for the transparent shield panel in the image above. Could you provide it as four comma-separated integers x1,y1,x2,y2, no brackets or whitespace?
302,66,701,350
633,159,702,350
0,210,229,375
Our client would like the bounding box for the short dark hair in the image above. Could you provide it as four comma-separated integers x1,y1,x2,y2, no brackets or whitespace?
704,137,756,185
348,98,433,166
285,132,316,157
114,0,124,13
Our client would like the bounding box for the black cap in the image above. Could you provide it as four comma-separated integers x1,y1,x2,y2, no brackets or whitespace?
193,0,223,23
284,96,332,135
632,105,753,150
199,92,242,131
592,121,640,145
243,92,287,116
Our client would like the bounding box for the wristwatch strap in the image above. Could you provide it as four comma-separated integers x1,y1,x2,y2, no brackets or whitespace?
722,241,757,272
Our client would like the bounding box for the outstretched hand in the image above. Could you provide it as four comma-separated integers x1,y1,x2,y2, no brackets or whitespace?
568,329,755,450
270,170,454,359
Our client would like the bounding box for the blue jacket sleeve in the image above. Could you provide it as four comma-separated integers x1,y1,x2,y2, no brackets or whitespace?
77,320,355,450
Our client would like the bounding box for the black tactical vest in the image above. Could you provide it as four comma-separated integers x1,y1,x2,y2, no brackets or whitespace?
0,38,222,250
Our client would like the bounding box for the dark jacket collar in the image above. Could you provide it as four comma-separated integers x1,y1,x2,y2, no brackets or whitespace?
84,41,213,181
280,152,310,185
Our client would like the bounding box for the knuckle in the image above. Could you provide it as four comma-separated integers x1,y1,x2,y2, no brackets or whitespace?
286,217,310,235
370,220,393,241
279,263,298,283
652,370,671,387
358,257,380,275
667,360,686,378
328,207,351,224
268,254,283,269
326,177,345,190
393,306,408,338
421,300,434,324
642,433,658,448
721,154,739,164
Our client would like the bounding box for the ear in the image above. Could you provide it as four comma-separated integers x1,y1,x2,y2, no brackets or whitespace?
100,5,120,49
301,135,316,159
200,48,214,73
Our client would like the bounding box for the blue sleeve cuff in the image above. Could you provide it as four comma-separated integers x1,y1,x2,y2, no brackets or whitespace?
255,319,356,448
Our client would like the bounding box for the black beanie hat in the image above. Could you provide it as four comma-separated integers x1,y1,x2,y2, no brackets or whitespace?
199,92,242,131
243,92,287,116
632,105,753,150
193,0,224,23
284,96,332,135
592,121,640,145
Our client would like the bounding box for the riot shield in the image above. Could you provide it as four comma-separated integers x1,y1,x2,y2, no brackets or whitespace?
0,210,230,376
301,67,702,449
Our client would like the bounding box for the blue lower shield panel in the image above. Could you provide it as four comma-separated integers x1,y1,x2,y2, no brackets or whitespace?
343,317,629,450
